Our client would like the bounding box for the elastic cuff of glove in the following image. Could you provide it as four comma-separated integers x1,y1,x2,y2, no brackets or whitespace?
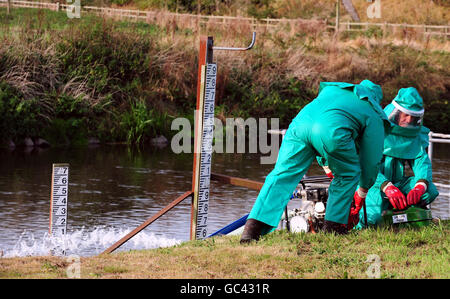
416,179,429,188
382,182,394,193
322,166,332,174
380,180,390,192
415,182,427,192
357,188,368,198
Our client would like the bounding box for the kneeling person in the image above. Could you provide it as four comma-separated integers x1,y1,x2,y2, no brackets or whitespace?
357,87,439,227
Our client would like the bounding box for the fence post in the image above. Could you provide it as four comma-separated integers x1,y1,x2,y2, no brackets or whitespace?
335,0,340,32
428,131,433,163
7,0,11,14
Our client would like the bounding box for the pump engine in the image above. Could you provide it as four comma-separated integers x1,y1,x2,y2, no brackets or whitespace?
279,186,329,233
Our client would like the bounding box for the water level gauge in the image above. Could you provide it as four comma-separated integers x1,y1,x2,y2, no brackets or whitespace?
49,163,69,236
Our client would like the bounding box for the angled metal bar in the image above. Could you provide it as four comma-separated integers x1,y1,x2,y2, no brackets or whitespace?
101,190,193,254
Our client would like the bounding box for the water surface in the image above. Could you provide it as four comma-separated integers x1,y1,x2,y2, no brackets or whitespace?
0,143,448,257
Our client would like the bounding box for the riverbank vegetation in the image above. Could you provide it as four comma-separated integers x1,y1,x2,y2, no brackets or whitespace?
0,220,448,278
0,6,449,147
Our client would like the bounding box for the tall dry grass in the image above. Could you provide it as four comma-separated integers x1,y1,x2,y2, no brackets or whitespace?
351,0,449,25
147,8,449,128
0,6,448,144
112,0,449,25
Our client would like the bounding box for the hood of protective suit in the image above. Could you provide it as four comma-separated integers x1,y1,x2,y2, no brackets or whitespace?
318,80,390,131
358,79,383,104
383,87,429,159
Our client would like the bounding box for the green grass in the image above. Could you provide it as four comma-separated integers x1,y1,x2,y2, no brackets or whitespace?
0,221,448,279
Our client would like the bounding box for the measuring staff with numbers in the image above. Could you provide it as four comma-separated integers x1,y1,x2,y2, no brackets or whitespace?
49,164,69,236
241,80,391,242
192,63,217,240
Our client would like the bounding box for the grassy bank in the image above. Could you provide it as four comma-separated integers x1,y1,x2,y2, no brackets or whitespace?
0,7,449,147
0,221,448,278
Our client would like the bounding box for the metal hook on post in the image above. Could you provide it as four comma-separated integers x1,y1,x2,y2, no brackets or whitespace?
212,32,256,51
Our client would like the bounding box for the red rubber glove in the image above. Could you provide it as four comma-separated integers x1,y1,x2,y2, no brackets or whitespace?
352,190,365,215
407,184,426,206
347,191,365,230
384,185,407,210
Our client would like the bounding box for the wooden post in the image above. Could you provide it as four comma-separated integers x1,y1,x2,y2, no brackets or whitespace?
197,0,201,31
335,0,340,32
190,36,213,240
428,131,433,162
211,173,263,191
210,173,331,191
7,0,11,15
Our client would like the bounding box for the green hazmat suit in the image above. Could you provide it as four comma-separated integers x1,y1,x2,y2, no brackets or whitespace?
356,87,439,228
248,80,389,230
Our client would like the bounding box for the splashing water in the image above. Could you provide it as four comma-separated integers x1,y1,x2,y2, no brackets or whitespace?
1,227,183,258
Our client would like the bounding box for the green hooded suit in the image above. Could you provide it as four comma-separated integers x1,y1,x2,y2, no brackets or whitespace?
248,80,389,230
356,87,439,227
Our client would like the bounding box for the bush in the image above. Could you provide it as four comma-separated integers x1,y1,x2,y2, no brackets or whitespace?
0,82,44,142
119,99,173,145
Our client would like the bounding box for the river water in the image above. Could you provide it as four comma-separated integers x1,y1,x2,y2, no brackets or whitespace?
0,143,448,257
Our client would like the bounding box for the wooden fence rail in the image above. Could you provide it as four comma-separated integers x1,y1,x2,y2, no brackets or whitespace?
1,0,449,37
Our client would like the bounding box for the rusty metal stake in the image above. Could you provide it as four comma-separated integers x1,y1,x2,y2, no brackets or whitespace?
101,191,193,254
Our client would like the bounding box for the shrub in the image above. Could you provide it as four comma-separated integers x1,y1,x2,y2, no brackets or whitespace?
0,82,44,142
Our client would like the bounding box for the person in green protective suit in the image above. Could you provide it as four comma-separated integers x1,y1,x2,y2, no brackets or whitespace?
240,80,390,242
355,87,439,228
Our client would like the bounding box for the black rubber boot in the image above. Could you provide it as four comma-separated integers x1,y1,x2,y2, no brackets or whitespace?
323,220,348,235
240,219,270,244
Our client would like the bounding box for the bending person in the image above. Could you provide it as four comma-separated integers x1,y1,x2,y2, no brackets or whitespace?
240,80,390,242
356,87,439,228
